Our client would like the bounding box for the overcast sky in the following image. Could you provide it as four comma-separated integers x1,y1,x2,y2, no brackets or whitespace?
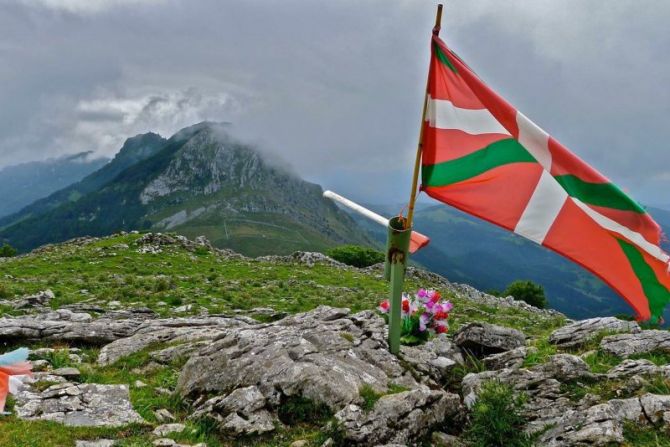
1,0,669,207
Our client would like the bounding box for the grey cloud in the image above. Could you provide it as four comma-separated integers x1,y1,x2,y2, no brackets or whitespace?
0,0,668,206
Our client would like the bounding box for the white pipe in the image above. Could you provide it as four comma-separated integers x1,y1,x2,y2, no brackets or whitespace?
323,190,388,227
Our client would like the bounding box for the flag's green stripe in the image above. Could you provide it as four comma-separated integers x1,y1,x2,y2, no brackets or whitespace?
554,175,645,213
422,138,536,187
617,238,670,321
434,42,457,73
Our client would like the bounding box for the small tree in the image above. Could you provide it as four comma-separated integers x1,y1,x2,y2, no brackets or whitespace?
503,280,547,309
326,245,385,268
0,243,17,258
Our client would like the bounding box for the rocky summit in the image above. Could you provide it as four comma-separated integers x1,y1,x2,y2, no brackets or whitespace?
0,233,669,446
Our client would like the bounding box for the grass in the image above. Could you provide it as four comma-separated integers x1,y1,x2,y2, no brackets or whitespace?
354,383,413,417
0,232,568,446
522,337,558,368
623,421,670,446
463,380,534,447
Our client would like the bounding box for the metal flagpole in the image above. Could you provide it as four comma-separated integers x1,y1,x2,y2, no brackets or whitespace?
386,4,443,355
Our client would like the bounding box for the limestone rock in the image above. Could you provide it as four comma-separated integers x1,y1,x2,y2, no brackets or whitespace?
190,386,275,436
178,307,419,412
75,441,116,447
334,389,460,445
15,383,144,426
482,346,528,370
12,289,55,309
454,322,526,357
154,408,176,423
153,423,186,437
431,432,466,447
97,316,246,365
400,335,463,382
600,330,670,357
549,317,640,348
538,404,624,446
606,359,660,379
53,367,81,379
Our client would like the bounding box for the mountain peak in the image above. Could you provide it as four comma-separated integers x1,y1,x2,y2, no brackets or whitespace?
171,121,232,142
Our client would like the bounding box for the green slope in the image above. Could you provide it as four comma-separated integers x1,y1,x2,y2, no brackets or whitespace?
0,123,372,255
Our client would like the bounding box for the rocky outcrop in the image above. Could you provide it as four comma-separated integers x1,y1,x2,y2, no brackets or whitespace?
454,322,526,357
178,306,420,406
177,306,463,443
334,389,460,445
190,386,275,436
0,310,249,354
400,335,464,382
549,317,640,348
482,346,529,370
539,393,670,446
16,382,143,427
600,330,670,357
97,316,247,365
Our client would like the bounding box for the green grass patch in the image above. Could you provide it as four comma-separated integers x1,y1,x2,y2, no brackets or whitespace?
463,380,534,447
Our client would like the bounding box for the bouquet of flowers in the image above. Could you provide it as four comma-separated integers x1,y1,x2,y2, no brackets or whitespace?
378,288,453,345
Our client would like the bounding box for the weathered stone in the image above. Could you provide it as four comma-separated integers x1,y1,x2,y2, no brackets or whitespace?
97,316,248,365
154,408,176,423
15,383,143,426
13,289,55,308
482,346,528,370
178,307,420,412
150,341,208,364
334,389,460,445
190,386,275,436
535,354,593,382
431,431,466,447
606,359,660,379
153,423,186,437
400,335,463,382
549,317,640,348
454,322,525,357
53,367,81,378
75,441,116,447
539,403,624,446
639,393,670,424
600,330,670,357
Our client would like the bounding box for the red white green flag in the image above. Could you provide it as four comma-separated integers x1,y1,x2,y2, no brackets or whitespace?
421,34,670,322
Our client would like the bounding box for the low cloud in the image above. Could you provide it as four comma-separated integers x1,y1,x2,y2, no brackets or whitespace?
15,0,167,15
1,0,669,205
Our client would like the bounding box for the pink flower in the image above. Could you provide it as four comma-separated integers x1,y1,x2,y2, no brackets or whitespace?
443,301,453,312
378,300,390,313
419,313,430,332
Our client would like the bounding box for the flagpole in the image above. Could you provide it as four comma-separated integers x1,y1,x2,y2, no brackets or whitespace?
405,3,443,230
386,4,443,355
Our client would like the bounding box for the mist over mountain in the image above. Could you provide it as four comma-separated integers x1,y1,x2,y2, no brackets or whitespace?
0,122,372,256
0,152,109,218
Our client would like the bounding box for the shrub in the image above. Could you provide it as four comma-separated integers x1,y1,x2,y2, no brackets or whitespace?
0,243,17,258
326,245,385,268
464,380,533,447
503,280,547,309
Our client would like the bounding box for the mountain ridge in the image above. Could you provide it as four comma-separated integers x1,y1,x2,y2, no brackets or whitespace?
0,122,372,256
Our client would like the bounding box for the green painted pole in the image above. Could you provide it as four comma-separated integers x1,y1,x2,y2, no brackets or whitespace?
386,4,443,355
386,216,411,354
